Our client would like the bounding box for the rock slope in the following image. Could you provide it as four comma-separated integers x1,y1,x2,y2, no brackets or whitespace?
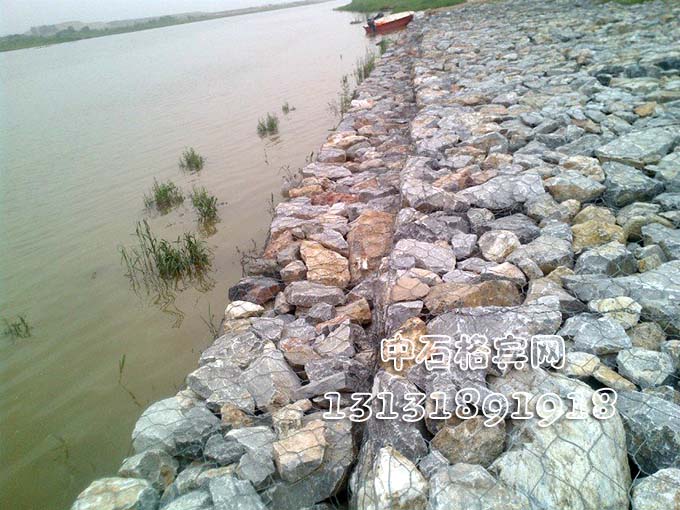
72,0,680,509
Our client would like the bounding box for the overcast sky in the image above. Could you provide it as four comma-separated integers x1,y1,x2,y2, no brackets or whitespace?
0,0,293,35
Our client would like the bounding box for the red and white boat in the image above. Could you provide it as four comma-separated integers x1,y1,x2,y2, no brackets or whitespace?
364,11,414,35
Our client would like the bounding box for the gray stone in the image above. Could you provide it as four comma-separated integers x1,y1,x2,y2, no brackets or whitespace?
187,360,254,413
417,450,449,480
431,417,505,468
284,281,345,307
162,490,212,510
71,478,158,510
617,348,675,388
198,331,264,368
642,223,680,260
428,464,529,510
631,468,680,510
574,241,637,276
616,261,680,334
507,235,573,273
208,475,266,510
132,398,197,455
393,239,456,275
118,449,178,491
456,173,546,211
602,161,665,208
483,213,540,243
490,369,631,510
262,418,354,510
240,349,301,411
450,231,477,259
349,446,428,510
595,127,679,168
203,434,245,466
544,170,605,202
616,391,680,474
559,314,632,355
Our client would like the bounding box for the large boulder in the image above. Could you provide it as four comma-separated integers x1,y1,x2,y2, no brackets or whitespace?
490,368,631,510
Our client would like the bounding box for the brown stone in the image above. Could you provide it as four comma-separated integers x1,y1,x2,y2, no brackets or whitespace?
347,210,395,283
634,102,657,117
288,184,324,198
220,403,253,429
431,416,505,468
336,297,372,325
424,281,522,315
264,229,295,259
300,240,350,288
380,317,431,375
391,276,430,303
572,220,626,253
310,192,359,206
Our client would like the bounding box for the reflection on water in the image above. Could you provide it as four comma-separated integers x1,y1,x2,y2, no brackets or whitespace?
0,1,370,508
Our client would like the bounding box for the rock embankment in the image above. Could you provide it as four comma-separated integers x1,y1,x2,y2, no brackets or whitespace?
72,0,680,509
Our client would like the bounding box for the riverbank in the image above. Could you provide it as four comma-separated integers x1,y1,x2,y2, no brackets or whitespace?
0,0,333,52
72,0,680,508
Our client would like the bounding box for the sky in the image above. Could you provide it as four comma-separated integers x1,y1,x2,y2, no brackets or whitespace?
0,0,293,35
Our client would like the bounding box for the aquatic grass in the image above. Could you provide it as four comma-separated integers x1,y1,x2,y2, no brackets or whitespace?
339,75,353,114
120,220,211,281
353,51,376,85
144,178,184,212
3,315,32,339
378,38,390,55
257,113,280,137
179,147,205,172
281,101,295,114
338,0,465,12
190,186,219,223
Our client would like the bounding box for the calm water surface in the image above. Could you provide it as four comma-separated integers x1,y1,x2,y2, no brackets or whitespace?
0,2,370,508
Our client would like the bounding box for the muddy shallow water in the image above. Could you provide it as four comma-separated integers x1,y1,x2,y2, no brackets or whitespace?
0,2,370,507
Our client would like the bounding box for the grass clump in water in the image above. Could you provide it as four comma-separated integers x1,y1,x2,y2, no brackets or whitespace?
338,0,465,12
121,220,211,281
179,147,205,172
3,315,32,339
190,186,219,223
281,101,295,114
144,179,184,212
354,51,376,85
257,113,280,137
378,38,390,55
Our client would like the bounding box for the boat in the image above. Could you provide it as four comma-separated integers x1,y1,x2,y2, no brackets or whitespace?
364,11,414,35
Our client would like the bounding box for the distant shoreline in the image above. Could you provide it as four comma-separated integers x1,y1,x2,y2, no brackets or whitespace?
0,0,334,53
